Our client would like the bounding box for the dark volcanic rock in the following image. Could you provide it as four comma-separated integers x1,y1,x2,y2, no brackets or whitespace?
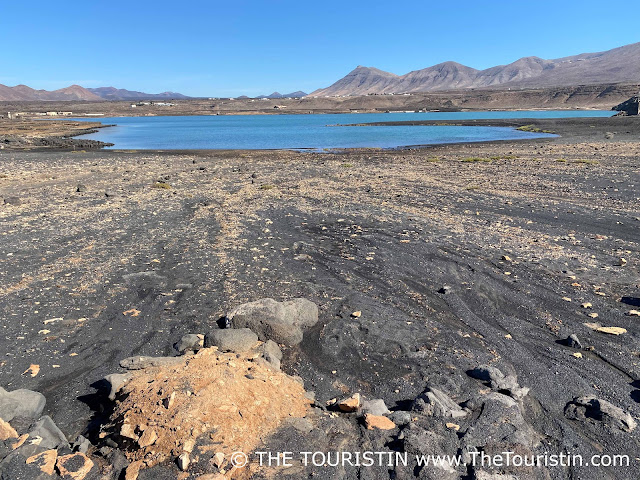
411,386,467,418
613,94,640,115
256,339,283,369
28,416,69,450
565,396,637,432
118,356,182,370
468,365,529,400
566,333,583,349
0,387,46,422
227,298,319,345
203,328,259,352
173,333,203,354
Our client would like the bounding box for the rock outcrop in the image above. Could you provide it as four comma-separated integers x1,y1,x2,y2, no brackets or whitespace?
613,94,640,115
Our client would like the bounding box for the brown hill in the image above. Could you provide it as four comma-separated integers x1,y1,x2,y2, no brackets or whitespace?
310,42,640,96
0,84,103,101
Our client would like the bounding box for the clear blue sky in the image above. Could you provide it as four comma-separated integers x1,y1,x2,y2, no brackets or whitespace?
1,0,638,97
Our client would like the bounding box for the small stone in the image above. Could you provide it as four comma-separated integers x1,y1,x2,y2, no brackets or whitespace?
438,285,452,294
182,438,195,453
213,451,225,468
22,364,40,377
445,422,460,431
0,418,18,440
627,310,640,316
412,386,468,417
174,333,204,354
56,452,94,480
351,311,362,318
76,184,87,193
120,423,138,440
337,393,361,412
617,258,627,266
573,352,583,359
584,323,627,335
390,411,412,426
364,413,396,430
501,255,512,262
125,460,143,480
361,399,390,416
566,334,583,349
72,435,91,454
588,312,599,318
468,365,529,400
137,429,157,448
581,302,592,309
104,373,133,401
164,392,176,409
177,452,190,471
562,297,572,302
26,449,58,475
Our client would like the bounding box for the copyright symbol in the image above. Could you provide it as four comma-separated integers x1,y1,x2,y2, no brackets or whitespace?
230,451,248,468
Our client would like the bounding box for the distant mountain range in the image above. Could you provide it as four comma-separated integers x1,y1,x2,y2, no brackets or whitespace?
0,84,102,101
87,87,191,100
310,42,640,96
0,84,191,102
256,91,308,99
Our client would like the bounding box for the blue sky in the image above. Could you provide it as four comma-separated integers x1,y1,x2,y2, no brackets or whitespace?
1,0,638,97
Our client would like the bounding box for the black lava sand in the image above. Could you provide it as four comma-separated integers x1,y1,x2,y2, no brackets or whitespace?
1,117,639,479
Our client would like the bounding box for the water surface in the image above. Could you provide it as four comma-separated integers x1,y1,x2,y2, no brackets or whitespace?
77,110,613,150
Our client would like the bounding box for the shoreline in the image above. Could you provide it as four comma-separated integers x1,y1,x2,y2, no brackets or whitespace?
5,113,631,153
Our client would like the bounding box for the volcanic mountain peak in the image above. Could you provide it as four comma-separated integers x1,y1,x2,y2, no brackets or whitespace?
310,41,640,96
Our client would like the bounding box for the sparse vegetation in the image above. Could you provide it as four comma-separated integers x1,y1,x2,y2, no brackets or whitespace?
260,184,275,190
341,162,353,168
556,158,567,163
151,181,172,189
462,157,492,163
517,125,554,134
573,159,599,165
426,157,440,162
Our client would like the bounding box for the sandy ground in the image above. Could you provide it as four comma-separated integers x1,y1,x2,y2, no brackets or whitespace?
1,118,640,478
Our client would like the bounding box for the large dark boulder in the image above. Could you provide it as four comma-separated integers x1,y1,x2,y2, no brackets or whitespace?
227,298,319,346
612,95,640,115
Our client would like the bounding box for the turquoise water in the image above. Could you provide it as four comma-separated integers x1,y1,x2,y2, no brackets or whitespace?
77,110,613,150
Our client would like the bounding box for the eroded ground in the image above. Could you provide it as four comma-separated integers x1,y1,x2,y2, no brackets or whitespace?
1,136,639,478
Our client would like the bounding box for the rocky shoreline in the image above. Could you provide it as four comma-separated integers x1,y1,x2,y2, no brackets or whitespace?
0,121,113,151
